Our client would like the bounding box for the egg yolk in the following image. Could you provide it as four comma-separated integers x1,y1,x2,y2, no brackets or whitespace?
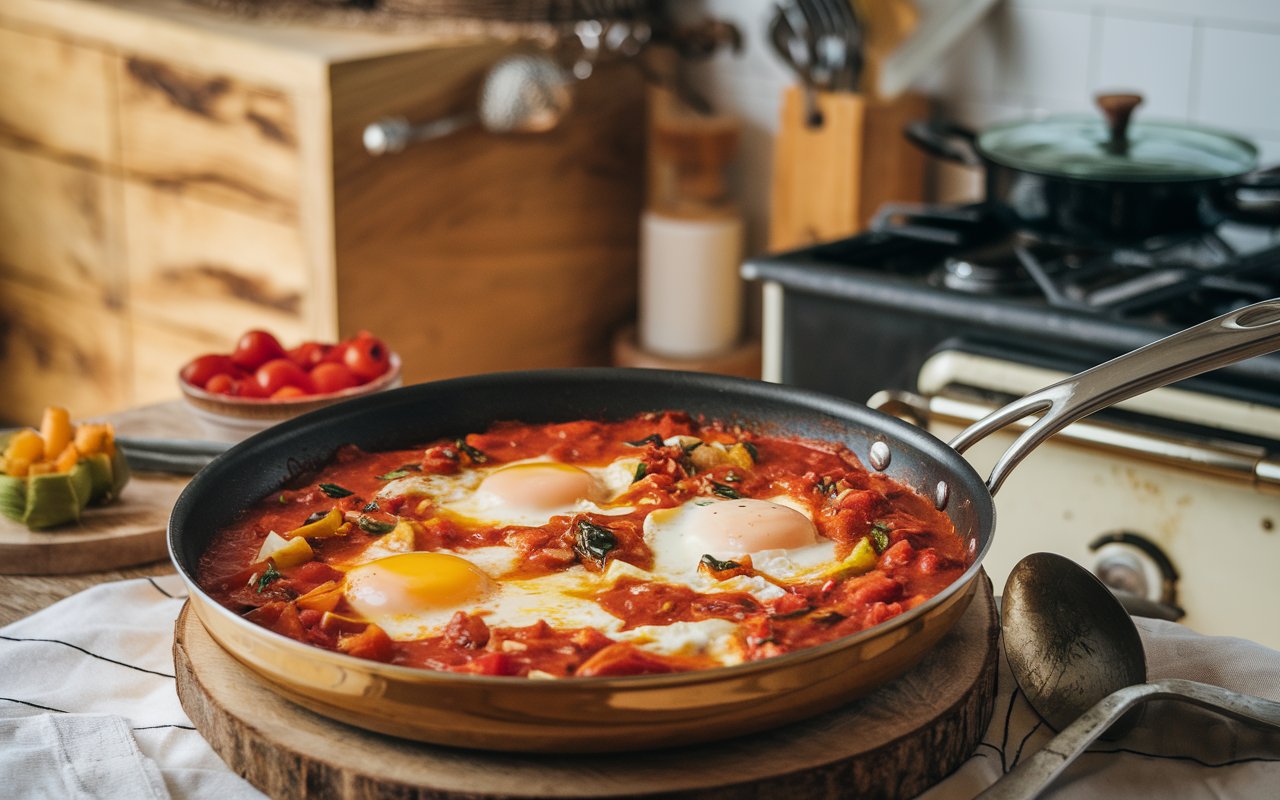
655,498,820,557
477,462,601,511
344,552,493,617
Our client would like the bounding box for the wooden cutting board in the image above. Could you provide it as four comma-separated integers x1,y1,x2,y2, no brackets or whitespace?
174,576,998,799
0,471,186,574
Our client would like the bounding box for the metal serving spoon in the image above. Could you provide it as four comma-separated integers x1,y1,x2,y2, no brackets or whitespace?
978,552,1280,799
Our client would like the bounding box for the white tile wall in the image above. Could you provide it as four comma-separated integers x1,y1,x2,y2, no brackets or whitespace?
680,0,1280,249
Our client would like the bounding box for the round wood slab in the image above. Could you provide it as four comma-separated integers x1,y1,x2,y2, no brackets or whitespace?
174,576,997,800
0,471,186,575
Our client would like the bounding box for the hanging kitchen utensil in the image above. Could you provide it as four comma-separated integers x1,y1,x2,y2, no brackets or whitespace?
363,52,572,155
907,92,1280,241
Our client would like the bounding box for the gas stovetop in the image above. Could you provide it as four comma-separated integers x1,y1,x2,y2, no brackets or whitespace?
742,203,1280,410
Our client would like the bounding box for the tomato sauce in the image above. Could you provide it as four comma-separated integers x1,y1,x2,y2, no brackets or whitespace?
198,412,968,678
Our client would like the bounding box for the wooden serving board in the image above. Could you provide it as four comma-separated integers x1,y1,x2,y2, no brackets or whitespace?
174,577,998,800
0,471,186,575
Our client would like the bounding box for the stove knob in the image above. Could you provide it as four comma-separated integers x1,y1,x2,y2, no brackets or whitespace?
1088,532,1186,622
1093,547,1149,598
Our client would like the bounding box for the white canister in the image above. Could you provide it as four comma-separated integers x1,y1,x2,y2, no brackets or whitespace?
637,209,744,359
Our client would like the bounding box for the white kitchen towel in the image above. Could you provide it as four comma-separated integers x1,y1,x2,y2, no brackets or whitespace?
0,575,263,800
923,617,1280,799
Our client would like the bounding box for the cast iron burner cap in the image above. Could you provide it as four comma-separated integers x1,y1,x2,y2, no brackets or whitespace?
940,240,1039,295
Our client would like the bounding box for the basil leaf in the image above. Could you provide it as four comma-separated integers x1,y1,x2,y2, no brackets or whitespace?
377,469,411,481
455,439,488,463
632,463,646,482
255,562,281,593
574,519,617,564
358,516,396,535
700,554,741,572
625,433,663,447
319,483,353,498
871,521,891,554
710,481,741,499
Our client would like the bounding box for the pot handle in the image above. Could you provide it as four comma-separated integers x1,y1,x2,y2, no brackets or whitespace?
904,120,983,167
949,299,1280,494
1219,165,1280,225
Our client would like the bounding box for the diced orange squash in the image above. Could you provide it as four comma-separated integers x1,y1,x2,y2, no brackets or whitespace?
40,407,72,462
53,443,80,474
5,429,45,465
73,424,111,457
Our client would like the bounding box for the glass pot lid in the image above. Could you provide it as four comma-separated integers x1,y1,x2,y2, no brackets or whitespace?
977,93,1258,182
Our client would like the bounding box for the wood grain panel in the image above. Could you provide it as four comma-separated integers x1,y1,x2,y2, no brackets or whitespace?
123,181,311,343
0,25,115,165
0,146,122,306
0,277,129,423
128,316,230,405
117,55,301,220
331,52,646,382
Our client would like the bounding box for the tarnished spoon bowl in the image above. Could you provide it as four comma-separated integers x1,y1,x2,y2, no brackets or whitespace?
1001,551,1146,736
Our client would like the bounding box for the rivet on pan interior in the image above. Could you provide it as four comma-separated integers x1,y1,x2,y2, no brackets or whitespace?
869,441,891,471
934,481,950,511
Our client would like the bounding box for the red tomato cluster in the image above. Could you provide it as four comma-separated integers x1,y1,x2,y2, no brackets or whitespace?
181,330,393,400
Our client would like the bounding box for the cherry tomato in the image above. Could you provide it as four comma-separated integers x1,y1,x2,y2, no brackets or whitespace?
270,385,308,400
321,341,350,365
180,354,238,388
309,362,359,394
287,341,331,370
231,330,286,371
254,358,313,395
204,373,236,395
234,377,268,398
342,332,391,381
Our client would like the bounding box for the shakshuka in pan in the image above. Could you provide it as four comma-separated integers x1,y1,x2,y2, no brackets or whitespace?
196,412,966,677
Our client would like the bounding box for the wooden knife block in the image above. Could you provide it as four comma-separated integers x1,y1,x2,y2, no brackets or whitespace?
769,86,928,252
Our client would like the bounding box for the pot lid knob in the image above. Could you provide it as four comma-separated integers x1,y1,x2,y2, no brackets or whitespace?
1095,92,1144,155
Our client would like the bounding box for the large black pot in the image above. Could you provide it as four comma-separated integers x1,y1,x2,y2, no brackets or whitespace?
907,93,1280,242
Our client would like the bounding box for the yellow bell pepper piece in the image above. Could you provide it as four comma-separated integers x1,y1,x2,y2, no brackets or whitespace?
821,537,879,581
296,580,344,613
284,507,345,539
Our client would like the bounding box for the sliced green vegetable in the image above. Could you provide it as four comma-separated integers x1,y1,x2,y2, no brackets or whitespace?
740,441,759,463
454,439,488,464
710,481,741,499
574,519,616,565
357,516,395,535
377,469,412,481
700,554,741,572
625,434,663,448
870,521,891,554
255,562,281,593
632,463,646,483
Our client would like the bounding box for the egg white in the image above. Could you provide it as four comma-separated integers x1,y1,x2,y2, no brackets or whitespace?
377,456,639,528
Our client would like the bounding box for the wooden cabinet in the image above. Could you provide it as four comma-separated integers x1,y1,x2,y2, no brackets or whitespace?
0,0,645,423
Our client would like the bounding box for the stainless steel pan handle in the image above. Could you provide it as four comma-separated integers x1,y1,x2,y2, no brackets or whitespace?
949,299,1280,494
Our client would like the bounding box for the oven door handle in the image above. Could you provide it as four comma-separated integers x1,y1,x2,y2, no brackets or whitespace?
868,389,1280,494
